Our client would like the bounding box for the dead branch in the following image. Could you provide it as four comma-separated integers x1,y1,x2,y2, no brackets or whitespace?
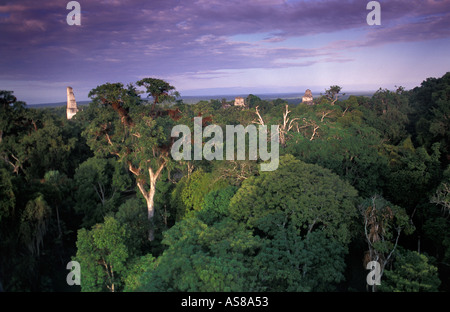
252,106,265,126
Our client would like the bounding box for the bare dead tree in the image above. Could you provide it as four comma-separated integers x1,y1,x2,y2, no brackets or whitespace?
278,105,300,146
431,183,450,215
360,195,403,292
299,118,321,141
252,106,265,126
320,110,332,122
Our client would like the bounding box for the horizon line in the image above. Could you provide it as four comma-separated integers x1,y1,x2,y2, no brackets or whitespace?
27,89,378,106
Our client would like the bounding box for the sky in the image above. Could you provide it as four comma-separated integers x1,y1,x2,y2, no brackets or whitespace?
1,0,450,104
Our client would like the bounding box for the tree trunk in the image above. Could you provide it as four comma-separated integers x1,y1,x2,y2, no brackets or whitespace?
146,177,157,241
56,205,62,239
147,162,166,241
134,161,166,241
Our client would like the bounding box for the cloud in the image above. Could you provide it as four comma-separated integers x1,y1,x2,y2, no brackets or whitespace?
1,0,449,103
365,11,450,45
0,4,28,13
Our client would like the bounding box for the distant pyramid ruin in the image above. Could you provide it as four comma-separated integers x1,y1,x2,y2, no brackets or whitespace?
66,87,78,120
302,89,314,105
234,96,245,107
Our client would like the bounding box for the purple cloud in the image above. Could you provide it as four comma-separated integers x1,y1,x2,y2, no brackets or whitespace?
1,0,449,103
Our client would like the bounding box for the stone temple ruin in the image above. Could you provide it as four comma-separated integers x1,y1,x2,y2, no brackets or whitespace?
234,96,245,107
66,87,78,120
302,89,314,105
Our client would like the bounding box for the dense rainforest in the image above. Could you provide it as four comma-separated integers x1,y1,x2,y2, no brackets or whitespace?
1,72,449,292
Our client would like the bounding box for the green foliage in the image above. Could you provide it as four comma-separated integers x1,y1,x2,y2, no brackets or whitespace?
143,158,354,292
254,229,347,291
362,88,411,145
123,254,156,292
41,170,75,243
73,157,131,228
0,168,15,222
190,100,218,116
230,154,359,245
223,155,357,291
19,194,51,257
21,118,78,178
359,195,415,257
322,85,344,105
196,186,238,225
138,216,259,292
3,73,450,292
246,94,263,109
83,82,169,164
285,123,389,197
153,176,178,230
423,208,450,269
180,170,213,213
115,197,150,256
409,72,450,159
384,139,441,209
75,216,129,292
431,165,450,214
0,90,29,139
83,81,177,241
424,166,450,270
1,98,81,179
380,248,440,292
337,95,364,126
213,106,255,127
88,82,140,109
136,78,179,106
139,183,257,291
172,169,227,220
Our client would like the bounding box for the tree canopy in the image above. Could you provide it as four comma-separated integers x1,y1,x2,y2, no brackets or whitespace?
1,72,450,293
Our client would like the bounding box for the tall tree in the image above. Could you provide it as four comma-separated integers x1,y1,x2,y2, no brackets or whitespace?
384,139,441,210
75,216,129,292
0,167,15,223
136,78,179,110
253,227,347,291
19,194,51,257
0,96,79,179
379,248,440,292
138,187,259,292
229,154,359,245
359,195,414,292
361,87,411,145
284,123,389,198
409,72,450,163
228,155,359,290
83,81,177,240
0,91,35,176
324,85,344,105
73,157,131,228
